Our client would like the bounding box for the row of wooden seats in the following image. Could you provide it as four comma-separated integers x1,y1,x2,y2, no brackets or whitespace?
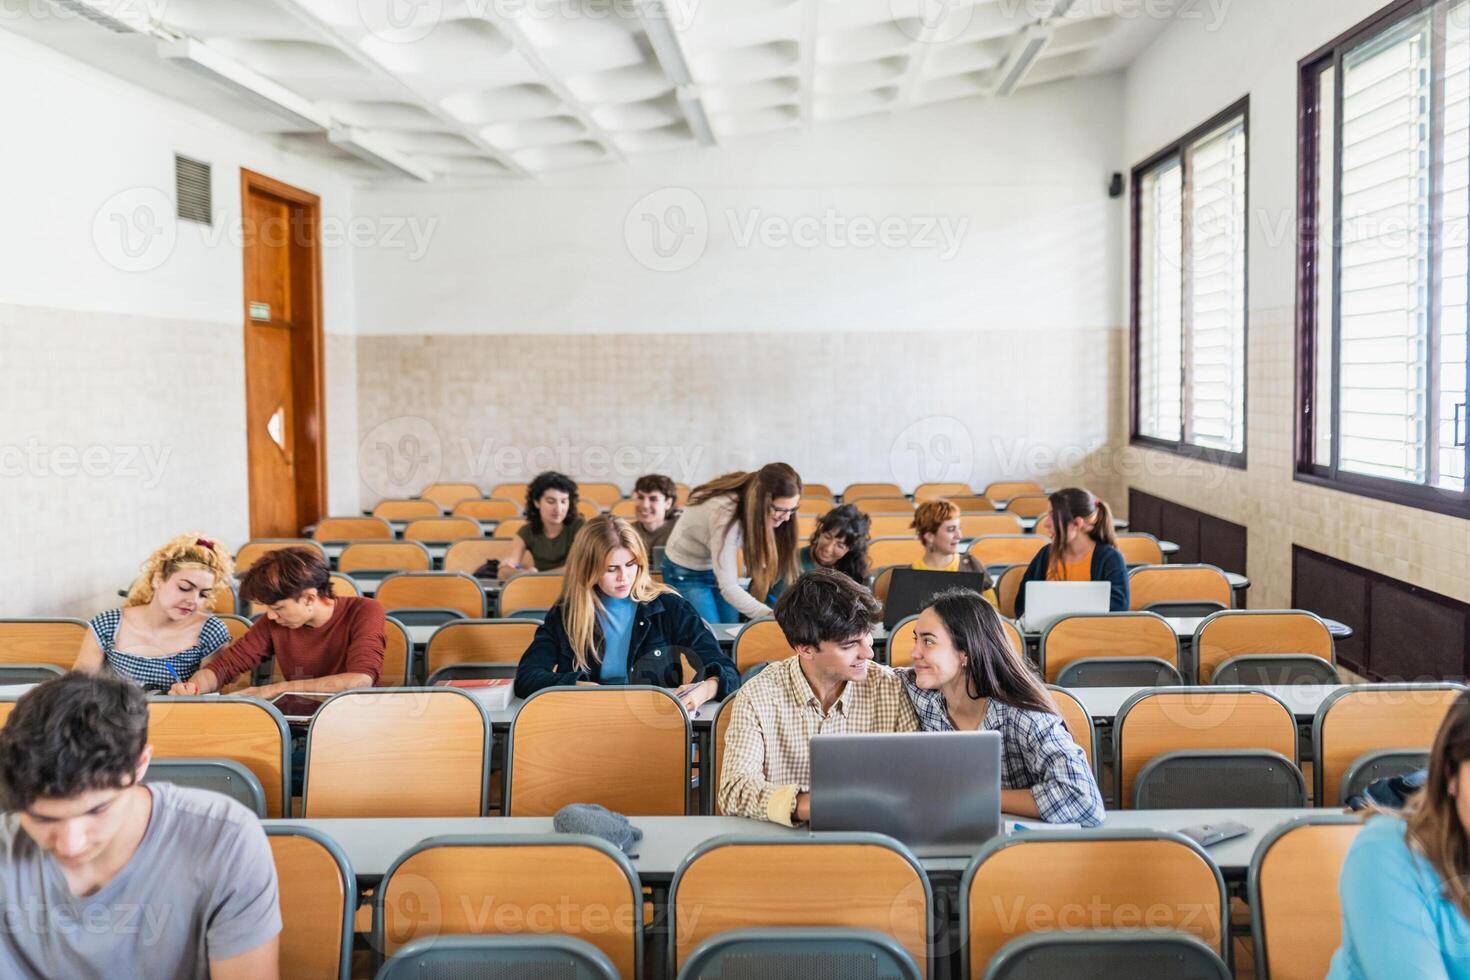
404,479,1044,514
0,681,1451,819
268,813,1359,980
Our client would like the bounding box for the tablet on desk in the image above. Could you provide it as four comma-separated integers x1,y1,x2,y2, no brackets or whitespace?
269,693,331,724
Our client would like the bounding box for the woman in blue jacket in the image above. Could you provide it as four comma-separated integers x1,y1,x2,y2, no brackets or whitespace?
1013,488,1129,616
514,514,739,712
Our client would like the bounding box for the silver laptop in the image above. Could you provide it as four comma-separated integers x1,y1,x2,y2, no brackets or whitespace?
1021,580,1110,633
809,731,1002,855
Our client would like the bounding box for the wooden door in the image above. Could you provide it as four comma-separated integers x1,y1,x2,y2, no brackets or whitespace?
242,170,325,537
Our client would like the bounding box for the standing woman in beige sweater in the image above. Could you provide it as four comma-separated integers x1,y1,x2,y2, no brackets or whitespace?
661,463,803,622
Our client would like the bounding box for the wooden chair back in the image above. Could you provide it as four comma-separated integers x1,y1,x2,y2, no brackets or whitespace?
1040,612,1179,683
1115,689,1297,807
732,618,795,674
376,572,487,619
337,541,432,574
963,832,1224,977
147,698,290,816
303,688,488,817
313,516,393,541
420,483,483,510
1314,684,1466,804
403,517,483,543
267,827,355,980
377,838,640,975
506,687,690,816
1128,564,1233,611
1193,610,1333,683
672,837,930,975
499,573,564,616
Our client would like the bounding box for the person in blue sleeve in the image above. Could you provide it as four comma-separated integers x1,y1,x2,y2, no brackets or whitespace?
514,514,739,712
1330,691,1470,979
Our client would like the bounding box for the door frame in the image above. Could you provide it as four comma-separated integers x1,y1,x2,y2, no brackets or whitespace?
240,167,327,536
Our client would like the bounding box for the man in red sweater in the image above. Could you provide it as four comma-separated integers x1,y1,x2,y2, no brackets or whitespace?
168,547,384,697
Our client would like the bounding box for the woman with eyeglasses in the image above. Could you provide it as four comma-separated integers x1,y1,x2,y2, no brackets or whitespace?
800,504,871,584
662,463,803,623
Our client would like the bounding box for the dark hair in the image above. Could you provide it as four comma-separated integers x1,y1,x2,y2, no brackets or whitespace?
0,673,149,810
633,474,678,505
774,568,881,649
525,471,580,535
1405,692,1470,918
1046,488,1117,578
238,546,334,604
925,588,1054,715
809,504,871,582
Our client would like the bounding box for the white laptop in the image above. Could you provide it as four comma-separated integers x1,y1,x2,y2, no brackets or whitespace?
1021,581,1111,633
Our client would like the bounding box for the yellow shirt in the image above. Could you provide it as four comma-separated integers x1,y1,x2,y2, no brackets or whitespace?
1046,544,1095,582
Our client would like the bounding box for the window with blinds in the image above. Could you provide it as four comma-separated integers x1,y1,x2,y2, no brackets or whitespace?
1301,0,1470,513
1132,103,1248,463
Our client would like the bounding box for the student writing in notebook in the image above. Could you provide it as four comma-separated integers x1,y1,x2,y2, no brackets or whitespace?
75,534,234,693
167,546,384,697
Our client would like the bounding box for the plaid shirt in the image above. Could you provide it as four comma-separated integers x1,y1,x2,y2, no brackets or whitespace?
898,669,1104,826
717,657,919,825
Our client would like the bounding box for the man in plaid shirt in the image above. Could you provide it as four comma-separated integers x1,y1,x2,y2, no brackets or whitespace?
717,569,918,825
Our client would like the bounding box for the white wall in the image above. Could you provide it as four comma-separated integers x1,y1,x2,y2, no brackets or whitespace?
0,28,361,617
353,77,1127,336
1116,0,1470,610
350,78,1132,500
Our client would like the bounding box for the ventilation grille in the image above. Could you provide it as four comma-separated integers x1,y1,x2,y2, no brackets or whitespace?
174,155,212,226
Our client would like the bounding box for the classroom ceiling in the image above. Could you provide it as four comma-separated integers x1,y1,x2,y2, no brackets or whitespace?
13,0,1181,181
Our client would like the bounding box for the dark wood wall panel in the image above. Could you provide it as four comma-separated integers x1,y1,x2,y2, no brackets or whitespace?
1291,547,1369,675
1293,545,1470,682
1127,488,1247,575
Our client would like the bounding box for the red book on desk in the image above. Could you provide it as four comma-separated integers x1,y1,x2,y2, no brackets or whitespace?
434,678,513,709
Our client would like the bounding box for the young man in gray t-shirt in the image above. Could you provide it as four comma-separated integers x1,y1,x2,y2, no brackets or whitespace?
0,672,280,979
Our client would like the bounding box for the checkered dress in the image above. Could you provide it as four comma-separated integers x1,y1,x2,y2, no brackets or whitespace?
89,610,231,694
898,668,1104,826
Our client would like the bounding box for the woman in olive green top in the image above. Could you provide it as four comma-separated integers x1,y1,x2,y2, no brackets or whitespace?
499,471,586,578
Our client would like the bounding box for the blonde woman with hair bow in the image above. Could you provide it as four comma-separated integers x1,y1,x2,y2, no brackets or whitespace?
74,534,235,692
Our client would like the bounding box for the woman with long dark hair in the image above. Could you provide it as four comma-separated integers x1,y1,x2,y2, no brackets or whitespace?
1331,692,1470,977
898,587,1103,825
662,463,802,622
1014,487,1128,615
801,504,872,583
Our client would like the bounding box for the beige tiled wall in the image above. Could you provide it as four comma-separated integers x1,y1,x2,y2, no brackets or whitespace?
0,302,249,617
1120,304,1470,610
356,328,1128,509
1,302,361,618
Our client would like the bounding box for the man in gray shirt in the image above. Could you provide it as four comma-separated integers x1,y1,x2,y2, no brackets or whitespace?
0,672,280,979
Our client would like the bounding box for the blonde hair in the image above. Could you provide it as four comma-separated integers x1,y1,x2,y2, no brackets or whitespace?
559,515,673,672
912,499,961,542
688,463,802,600
125,534,234,607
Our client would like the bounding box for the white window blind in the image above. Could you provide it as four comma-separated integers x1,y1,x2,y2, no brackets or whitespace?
1134,110,1247,457
1138,160,1184,442
1313,0,1469,492
1184,119,1248,453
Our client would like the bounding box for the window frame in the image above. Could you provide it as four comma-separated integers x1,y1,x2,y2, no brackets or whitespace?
1296,0,1470,518
1129,96,1252,470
